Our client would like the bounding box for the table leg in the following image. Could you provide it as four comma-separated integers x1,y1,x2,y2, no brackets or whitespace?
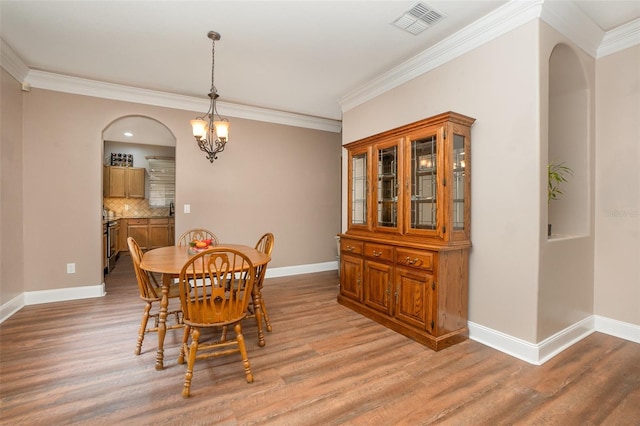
253,287,266,347
155,273,171,370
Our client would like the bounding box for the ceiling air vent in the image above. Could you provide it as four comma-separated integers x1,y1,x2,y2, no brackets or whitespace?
392,2,446,35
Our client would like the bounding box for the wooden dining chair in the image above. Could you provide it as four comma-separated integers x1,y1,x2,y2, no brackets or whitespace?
177,247,257,398
128,237,183,356
176,228,219,246
248,233,275,334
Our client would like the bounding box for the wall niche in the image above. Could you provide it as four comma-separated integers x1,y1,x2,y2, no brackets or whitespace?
548,44,589,238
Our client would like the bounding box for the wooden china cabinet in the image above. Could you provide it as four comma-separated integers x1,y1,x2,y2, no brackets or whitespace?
338,111,475,351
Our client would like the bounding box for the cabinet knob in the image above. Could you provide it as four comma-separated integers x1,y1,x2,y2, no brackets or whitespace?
372,250,382,257
346,246,354,252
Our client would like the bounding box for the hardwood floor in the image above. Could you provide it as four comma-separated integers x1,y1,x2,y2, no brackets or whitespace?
1,255,639,425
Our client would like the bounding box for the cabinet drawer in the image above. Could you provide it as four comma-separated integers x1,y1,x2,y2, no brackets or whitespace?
396,248,434,271
127,218,148,225
364,243,394,262
149,218,169,225
341,239,363,255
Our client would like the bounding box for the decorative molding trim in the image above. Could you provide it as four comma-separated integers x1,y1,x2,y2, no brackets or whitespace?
0,39,29,84
469,315,639,365
0,294,25,324
339,0,543,113
266,261,338,278
540,0,603,57
23,283,106,306
24,70,342,133
598,18,640,58
339,0,637,114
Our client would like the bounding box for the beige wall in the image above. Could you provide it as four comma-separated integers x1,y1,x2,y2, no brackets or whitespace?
0,69,25,305
343,19,639,343
343,22,542,342
18,88,341,294
537,23,596,341
594,45,640,325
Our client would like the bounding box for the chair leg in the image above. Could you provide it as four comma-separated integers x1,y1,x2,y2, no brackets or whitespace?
135,302,152,355
220,325,228,342
182,327,200,398
260,298,272,332
234,323,253,383
177,325,190,365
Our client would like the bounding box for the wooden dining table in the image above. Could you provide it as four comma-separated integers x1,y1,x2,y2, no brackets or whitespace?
140,244,271,370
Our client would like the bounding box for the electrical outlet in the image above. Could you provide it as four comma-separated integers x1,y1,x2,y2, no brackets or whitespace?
67,263,76,274
184,204,191,214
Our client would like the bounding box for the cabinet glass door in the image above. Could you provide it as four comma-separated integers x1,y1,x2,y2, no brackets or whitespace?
452,134,466,230
410,135,437,230
350,152,368,226
376,145,398,228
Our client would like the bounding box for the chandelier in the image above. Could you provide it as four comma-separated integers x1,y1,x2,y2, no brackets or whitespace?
190,31,230,163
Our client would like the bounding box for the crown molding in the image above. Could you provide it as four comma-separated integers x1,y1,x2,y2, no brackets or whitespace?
0,39,29,84
24,70,342,133
339,0,544,113
339,0,638,114
598,18,640,58
540,0,604,57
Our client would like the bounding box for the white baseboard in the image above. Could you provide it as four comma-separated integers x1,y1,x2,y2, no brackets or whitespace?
266,261,338,278
23,283,106,306
4,265,637,365
594,315,640,344
469,315,639,365
0,293,25,324
0,262,340,323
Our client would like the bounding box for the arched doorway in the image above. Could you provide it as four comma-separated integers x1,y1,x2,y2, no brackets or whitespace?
102,116,176,275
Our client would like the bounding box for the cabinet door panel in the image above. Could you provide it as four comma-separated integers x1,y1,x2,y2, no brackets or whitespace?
394,267,433,331
148,225,169,249
340,254,363,302
364,261,393,315
108,167,126,198
127,223,149,250
127,168,145,198
348,148,370,230
373,138,402,234
405,127,445,239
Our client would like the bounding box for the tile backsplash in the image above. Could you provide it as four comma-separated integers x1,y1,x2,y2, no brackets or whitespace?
104,198,170,218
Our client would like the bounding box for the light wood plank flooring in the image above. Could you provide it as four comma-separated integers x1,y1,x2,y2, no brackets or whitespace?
1,255,639,425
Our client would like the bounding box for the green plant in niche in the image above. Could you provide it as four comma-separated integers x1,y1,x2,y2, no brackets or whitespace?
548,162,573,205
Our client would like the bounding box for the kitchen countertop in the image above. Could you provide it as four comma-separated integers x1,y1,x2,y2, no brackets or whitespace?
104,216,174,223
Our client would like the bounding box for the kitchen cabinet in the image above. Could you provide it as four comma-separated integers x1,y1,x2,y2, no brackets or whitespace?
103,166,145,198
124,217,174,251
127,218,149,250
338,111,475,351
148,218,171,249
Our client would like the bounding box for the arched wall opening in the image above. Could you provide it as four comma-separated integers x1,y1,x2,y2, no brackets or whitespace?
548,44,589,238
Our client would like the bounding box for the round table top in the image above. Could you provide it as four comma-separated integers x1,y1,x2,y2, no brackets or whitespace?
140,244,270,275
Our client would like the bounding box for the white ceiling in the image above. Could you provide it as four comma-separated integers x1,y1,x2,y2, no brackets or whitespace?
1,1,639,123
